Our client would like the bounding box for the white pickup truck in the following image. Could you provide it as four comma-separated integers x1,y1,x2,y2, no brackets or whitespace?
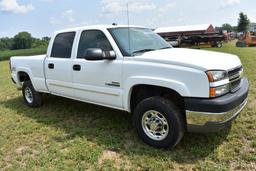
10,25,249,148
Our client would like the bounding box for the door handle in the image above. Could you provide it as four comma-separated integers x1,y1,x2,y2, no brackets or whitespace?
48,63,54,69
73,64,81,71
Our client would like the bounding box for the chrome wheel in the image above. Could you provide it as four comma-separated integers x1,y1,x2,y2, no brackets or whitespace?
141,110,169,141
24,87,33,103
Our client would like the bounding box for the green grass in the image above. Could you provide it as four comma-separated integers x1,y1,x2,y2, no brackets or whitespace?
0,47,47,61
0,42,255,170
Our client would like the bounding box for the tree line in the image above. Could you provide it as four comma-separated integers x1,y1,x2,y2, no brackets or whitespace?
216,12,251,33
0,32,50,51
0,12,252,51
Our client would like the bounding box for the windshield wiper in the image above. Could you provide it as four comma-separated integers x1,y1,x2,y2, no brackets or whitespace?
131,49,156,55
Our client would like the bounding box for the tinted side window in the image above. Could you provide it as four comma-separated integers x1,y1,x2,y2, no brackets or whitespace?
77,30,113,58
51,32,75,58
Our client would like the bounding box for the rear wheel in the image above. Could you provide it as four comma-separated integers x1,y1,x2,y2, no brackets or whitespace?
22,81,43,107
133,96,185,148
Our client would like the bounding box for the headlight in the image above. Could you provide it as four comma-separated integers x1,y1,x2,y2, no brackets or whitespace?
210,84,230,98
206,70,228,82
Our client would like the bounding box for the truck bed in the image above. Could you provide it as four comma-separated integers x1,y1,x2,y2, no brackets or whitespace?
10,54,48,92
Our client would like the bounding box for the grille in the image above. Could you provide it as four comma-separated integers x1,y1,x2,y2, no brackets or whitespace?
228,66,243,92
230,79,241,92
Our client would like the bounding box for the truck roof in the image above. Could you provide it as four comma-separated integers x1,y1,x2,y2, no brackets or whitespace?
54,25,147,34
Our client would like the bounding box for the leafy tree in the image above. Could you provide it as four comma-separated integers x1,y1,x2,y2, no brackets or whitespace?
13,32,33,49
42,37,51,42
232,26,238,32
0,41,5,50
0,37,14,50
32,38,49,48
237,12,250,32
222,23,233,32
0,33,49,50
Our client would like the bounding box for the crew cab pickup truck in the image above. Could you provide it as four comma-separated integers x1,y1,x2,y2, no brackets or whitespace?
10,25,249,148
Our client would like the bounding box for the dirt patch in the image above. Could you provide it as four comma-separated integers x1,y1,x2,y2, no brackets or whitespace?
241,137,255,153
247,162,256,170
230,161,241,171
248,99,256,109
230,161,256,171
15,146,30,155
2,155,12,170
174,163,195,171
98,150,131,170
63,159,76,166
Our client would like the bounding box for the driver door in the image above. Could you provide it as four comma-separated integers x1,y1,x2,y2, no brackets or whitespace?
72,30,123,109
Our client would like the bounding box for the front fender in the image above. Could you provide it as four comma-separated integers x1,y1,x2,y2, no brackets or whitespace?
123,76,190,112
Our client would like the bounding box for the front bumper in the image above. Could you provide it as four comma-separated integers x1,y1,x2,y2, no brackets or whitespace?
185,77,249,132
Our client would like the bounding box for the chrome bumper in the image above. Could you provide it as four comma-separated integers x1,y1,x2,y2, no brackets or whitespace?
185,77,249,132
186,98,248,132
186,99,247,126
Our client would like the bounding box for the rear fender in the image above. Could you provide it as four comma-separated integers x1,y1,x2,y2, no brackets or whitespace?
16,67,35,90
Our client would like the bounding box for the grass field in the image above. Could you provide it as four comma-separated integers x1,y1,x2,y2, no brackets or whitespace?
0,47,47,61
0,42,255,170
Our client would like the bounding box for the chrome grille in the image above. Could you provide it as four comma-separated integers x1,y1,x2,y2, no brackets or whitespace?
228,66,243,92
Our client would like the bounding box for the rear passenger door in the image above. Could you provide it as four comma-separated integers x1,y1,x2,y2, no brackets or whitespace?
45,32,76,98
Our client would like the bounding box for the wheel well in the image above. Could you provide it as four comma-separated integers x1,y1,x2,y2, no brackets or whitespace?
130,85,185,113
18,72,30,83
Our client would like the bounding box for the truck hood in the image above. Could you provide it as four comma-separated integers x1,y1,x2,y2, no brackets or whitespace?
134,48,241,71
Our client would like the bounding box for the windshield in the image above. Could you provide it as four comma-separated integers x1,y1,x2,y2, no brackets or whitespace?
108,27,172,56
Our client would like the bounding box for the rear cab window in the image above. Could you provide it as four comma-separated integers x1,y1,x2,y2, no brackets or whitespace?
51,32,76,58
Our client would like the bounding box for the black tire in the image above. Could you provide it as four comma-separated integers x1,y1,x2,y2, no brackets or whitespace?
133,96,185,148
22,81,43,107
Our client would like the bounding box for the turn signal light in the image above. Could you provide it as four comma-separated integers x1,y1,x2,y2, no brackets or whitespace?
210,88,216,98
207,72,214,82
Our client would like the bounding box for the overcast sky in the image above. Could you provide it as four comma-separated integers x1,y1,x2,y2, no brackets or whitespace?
0,0,255,38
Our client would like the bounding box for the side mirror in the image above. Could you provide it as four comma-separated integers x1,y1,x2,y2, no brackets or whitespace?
84,48,104,60
83,48,116,61
104,50,116,60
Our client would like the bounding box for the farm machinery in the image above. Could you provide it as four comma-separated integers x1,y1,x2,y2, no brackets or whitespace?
236,32,256,47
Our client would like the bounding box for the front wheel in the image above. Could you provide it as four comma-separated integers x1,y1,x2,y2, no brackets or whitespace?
22,81,43,107
133,97,185,148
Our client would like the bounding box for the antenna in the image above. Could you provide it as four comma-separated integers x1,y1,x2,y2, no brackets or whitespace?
127,3,131,55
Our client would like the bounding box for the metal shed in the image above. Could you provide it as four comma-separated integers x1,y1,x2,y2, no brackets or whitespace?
155,24,215,37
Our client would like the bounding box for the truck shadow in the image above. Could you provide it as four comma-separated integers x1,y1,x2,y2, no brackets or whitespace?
2,95,230,164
